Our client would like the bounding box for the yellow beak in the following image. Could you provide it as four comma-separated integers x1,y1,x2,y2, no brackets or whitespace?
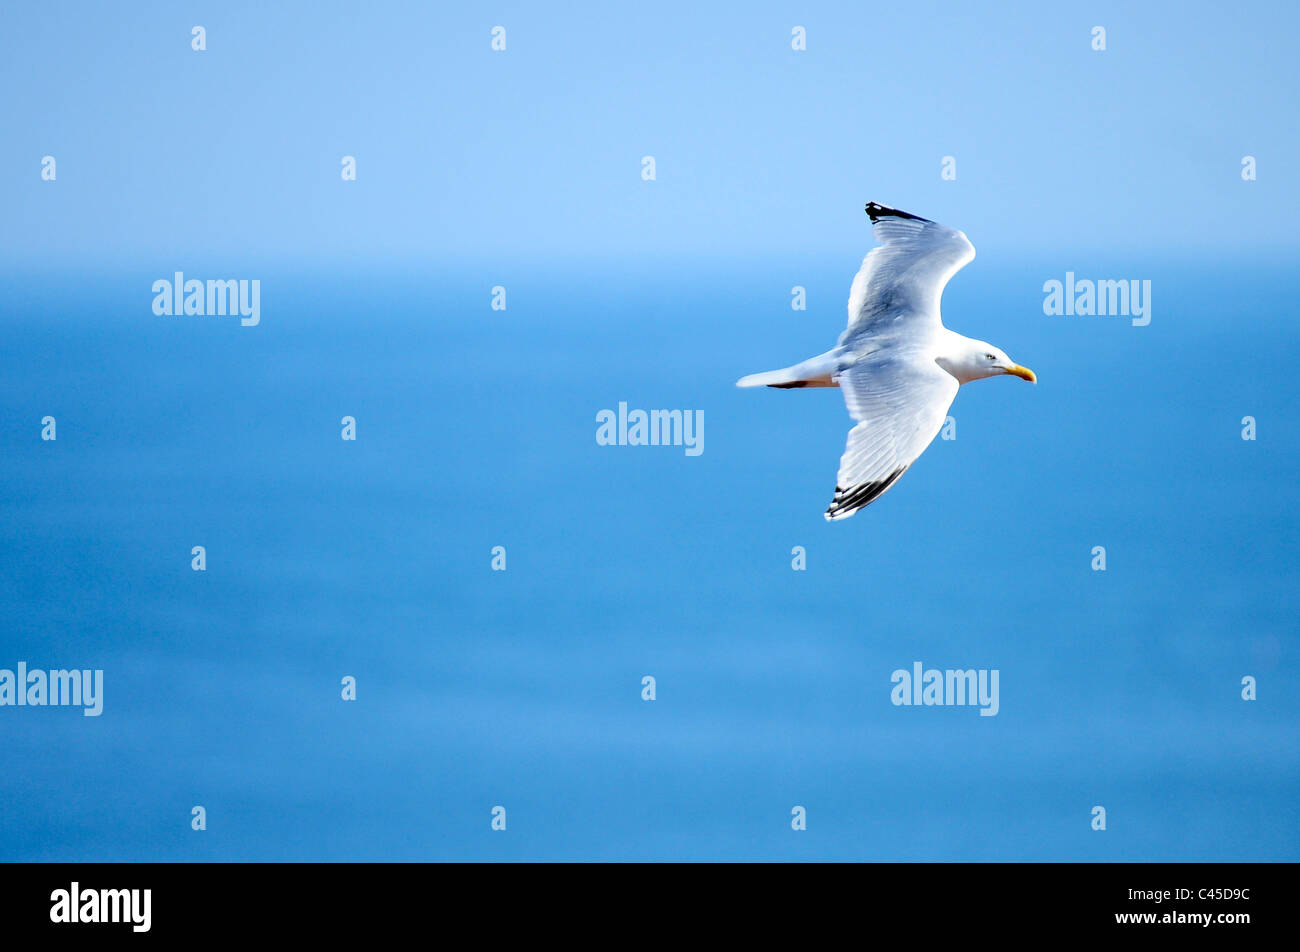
1006,364,1037,383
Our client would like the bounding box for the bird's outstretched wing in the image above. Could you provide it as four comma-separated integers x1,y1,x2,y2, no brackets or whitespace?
825,353,958,520
842,202,975,341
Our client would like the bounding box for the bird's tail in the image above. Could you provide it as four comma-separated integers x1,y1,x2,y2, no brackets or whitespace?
736,352,841,389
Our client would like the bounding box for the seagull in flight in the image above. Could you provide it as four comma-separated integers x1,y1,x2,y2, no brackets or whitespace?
737,202,1037,521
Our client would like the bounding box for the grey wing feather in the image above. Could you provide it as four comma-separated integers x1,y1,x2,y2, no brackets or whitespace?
842,202,975,342
824,352,959,520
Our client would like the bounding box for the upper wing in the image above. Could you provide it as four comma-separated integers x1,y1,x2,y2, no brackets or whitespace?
842,202,975,340
824,353,959,520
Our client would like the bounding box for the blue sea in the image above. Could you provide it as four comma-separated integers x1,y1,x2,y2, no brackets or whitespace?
0,258,1295,861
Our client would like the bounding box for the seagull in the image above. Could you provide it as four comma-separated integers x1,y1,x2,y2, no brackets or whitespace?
737,202,1037,521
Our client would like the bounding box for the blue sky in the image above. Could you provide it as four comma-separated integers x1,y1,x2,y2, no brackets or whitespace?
2,1,1297,268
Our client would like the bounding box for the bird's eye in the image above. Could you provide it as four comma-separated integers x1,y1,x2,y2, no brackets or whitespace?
985,353,996,360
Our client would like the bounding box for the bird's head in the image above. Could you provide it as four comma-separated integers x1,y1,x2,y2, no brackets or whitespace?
939,339,1037,384
971,342,1036,384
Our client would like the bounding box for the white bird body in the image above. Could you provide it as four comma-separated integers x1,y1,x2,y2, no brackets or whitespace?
737,202,1036,521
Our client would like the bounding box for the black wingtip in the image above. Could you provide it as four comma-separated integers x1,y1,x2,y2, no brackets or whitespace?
824,467,909,520
864,201,932,224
